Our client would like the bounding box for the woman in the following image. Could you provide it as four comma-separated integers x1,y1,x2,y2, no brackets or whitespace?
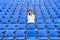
27,10,35,23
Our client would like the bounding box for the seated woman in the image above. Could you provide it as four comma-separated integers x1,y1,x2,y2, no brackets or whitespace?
27,10,35,23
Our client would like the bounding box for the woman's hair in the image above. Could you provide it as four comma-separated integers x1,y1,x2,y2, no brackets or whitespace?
28,9,32,12
28,9,32,15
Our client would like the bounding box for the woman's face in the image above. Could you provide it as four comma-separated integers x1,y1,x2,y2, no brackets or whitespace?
29,11,32,15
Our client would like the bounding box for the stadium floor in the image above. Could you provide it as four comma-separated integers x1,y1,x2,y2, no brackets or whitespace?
0,0,60,40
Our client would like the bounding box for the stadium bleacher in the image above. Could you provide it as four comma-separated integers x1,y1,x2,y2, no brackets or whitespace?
0,0,60,40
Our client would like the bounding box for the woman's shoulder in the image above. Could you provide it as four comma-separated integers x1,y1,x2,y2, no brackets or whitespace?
32,14,35,16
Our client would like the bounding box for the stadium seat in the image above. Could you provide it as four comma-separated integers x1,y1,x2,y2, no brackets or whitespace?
8,24,16,32
5,31,14,39
0,15,3,19
37,24,45,30
19,19,26,24
4,15,11,19
47,24,55,31
10,19,18,24
2,19,9,24
18,24,26,31
53,19,60,24
27,31,36,40
0,12,5,15
28,24,35,31
12,15,19,19
0,24,6,32
49,30,58,39
36,19,44,24
45,19,52,24
38,30,47,40
57,24,60,31
16,31,25,39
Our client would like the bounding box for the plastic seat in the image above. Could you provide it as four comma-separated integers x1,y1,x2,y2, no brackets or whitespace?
20,12,27,19
49,30,58,39
57,24,60,31
51,15,58,19
10,19,17,24
4,15,11,19
47,24,55,31
45,19,52,24
28,24,35,31
37,24,45,30
12,15,19,19
16,31,25,39
38,30,47,39
57,10,60,17
20,15,26,19
36,19,44,24
2,19,9,24
0,12,5,15
6,12,12,16
27,31,36,40
8,24,16,32
19,19,26,24
5,31,14,39
18,24,26,31
0,15,3,19
13,12,19,16
0,24,6,32
36,14,42,19
44,15,50,19
0,6,2,11
54,19,60,25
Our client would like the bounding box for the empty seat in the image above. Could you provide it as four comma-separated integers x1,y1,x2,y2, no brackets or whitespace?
5,31,14,39
36,19,44,24
8,24,16,32
0,24,6,32
18,24,26,31
36,13,42,19
44,15,50,19
27,31,36,40
28,24,35,31
6,12,12,16
2,19,9,24
12,15,19,19
16,31,25,39
45,19,52,24
57,10,60,17
49,30,58,39
51,15,58,19
54,19,60,25
38,30,47,39
0,12,5,15
37,24,45,30
19,19,26,24
0,15,3,19
20,13,26,19
10,19,17,24
47,24,55,31
36,15,42,19
57,24,60,31
4,15,11,19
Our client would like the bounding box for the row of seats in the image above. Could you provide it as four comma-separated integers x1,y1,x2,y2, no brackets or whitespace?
0,19,60,25
0,30,59,40
0,24,60,32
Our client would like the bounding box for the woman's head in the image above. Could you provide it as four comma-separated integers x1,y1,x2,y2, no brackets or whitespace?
28,10,32,15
